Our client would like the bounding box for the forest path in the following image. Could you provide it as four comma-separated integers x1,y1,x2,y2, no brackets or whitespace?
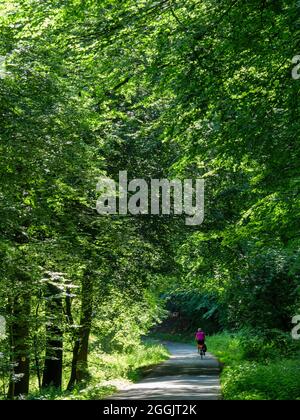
110,342,221,400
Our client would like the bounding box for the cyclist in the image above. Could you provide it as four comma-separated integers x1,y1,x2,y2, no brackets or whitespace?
195,328,207,354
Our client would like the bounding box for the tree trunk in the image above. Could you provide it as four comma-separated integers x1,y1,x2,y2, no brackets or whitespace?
67,274,93,389
8,293,31,399
42,283,63,389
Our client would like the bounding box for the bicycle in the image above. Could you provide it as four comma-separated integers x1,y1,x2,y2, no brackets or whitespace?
197,343,205,359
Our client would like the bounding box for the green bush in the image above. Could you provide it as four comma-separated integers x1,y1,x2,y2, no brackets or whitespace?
27,340,169,400
238,328,299,361
223,360,300,400
207,331,300,400
206,332,244,365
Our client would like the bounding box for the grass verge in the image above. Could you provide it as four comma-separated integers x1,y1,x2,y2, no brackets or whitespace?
207,332,300,400
28,339,169,400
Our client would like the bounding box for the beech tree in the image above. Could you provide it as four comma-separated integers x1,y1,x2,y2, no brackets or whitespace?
0,0,299,399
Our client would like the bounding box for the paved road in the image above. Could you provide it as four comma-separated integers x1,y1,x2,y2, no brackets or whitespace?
110,342,221,400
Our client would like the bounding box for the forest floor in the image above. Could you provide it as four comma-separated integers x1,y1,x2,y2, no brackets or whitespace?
109,342,221,400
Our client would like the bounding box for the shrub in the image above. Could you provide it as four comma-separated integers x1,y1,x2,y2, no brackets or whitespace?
223,360,300,400
238,328,299,361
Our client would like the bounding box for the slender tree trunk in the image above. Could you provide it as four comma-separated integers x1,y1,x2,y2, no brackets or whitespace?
33,303,42,390
42,283,63,389
67,339,80,390
8,293,31,399
67,274,93,389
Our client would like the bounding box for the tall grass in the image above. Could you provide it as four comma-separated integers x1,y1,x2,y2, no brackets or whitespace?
207,331,300,400
28,339,169,400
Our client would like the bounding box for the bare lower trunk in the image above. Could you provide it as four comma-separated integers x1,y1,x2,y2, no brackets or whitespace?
8,294,31,399
42,283,63,389
67,275,93,389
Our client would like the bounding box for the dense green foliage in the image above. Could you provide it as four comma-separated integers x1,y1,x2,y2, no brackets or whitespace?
207,332,300,400
0,0,299,400
27,340,169,400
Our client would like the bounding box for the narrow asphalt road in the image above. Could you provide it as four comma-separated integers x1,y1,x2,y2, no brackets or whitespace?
110,342,221,400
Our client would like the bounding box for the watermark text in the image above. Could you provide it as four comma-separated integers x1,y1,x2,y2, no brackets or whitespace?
96,171,204,226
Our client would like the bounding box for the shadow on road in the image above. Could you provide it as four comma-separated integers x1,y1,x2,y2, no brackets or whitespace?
109,342,221,400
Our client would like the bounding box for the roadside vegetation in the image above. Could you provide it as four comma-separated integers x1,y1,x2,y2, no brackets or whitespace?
26,339,168,400
209,331,300,400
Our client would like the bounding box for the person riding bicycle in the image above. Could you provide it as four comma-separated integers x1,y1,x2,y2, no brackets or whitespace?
195,328,207,354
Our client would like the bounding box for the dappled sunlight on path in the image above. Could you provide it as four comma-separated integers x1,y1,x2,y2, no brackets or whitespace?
110,342,221,400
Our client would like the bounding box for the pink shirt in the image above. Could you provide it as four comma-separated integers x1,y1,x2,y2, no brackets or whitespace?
195,331,205,341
